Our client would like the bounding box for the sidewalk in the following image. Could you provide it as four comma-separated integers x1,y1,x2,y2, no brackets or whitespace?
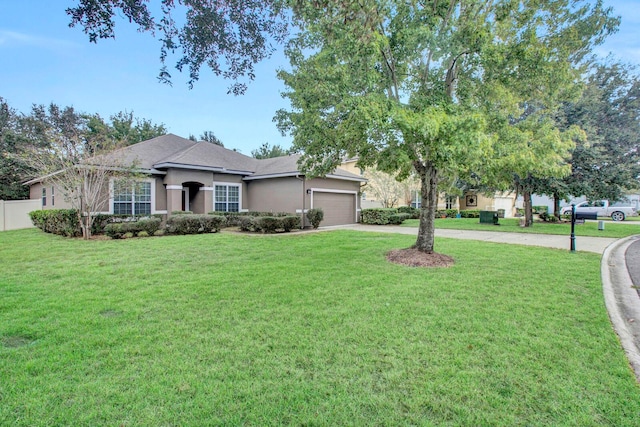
334,223,617,254
328,223,640,381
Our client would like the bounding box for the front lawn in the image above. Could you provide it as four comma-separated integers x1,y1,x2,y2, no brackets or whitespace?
402,217,640,238
1,229,639,425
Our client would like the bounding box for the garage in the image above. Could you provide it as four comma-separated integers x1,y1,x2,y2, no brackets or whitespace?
312,190,357,226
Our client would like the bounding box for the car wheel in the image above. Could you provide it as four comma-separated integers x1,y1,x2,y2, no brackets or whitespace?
611,211,625,221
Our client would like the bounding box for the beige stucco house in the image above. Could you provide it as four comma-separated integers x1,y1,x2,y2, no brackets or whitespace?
340,158,517,217
28,134,366,227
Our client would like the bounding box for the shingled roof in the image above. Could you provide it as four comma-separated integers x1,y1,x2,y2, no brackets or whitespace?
120,134,365,181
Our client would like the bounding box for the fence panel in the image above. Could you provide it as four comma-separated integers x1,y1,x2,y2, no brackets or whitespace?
0,200,41,231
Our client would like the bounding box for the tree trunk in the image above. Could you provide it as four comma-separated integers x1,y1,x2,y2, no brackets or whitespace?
553,193,561,219
413,162,438,253
523,190,534,227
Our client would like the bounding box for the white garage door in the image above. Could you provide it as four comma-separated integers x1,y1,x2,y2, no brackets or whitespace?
313,192,356,226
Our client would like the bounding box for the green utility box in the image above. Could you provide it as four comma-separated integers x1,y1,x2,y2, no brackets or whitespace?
479,210,499,225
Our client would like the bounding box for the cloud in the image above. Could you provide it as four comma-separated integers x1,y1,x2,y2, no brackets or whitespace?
0,29,80,50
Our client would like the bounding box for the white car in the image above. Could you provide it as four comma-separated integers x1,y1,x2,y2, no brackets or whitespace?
560,200,638,221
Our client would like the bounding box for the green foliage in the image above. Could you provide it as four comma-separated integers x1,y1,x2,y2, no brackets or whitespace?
435,209,459,219
199,131,224,146
281,215,301,232
29,209,80,237
276,0,617,252
360,208,399,225
307,208,324,229
532,206,549,214
253,216,281,233
104,218,162,239
251,142,290,159
91,214,163,235
388,213,411,225
166,214,225,235
397,206,420,219
459,210,480,219
0,98,34,200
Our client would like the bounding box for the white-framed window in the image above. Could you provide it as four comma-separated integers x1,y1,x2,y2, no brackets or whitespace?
42,187,46,206
214,183,240,212
111,179,153,215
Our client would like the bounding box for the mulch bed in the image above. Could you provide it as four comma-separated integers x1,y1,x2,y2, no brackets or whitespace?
386,248,455,268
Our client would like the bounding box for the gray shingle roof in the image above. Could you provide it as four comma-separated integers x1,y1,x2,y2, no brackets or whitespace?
114,134,365,181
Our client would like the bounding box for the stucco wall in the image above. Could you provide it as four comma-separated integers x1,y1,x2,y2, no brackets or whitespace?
246,177,303,213
164,169,214,186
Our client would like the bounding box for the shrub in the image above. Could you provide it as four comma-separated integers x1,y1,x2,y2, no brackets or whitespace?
389,213,411,225
123,232,135,239
154,229,165,237
459,209,480,218
172,211,193,215
166,214,224,235
137,231,149,238
253,216,280,233
237,216,255,232
29,209,81,237
532,205,548,214
397,206,420,219
104,217,163,239
281,215,301,232
307,208,324,229
360,208,398,225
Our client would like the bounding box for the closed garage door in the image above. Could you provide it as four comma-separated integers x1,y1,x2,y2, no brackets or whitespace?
313,192,356,226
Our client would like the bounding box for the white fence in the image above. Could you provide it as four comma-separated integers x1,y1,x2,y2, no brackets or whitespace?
0,199,41,231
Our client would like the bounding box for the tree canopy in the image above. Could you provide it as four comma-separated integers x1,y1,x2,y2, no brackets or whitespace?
251,142,290,159
276,0,617,251
67,0,289,94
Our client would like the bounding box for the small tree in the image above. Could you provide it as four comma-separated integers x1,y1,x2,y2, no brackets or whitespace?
307,208,324,229
22,104,137,239
200,131,224,146
251,142,290,159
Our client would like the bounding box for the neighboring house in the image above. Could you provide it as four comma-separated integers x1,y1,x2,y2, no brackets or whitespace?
340,158,517,217
26,134,366,227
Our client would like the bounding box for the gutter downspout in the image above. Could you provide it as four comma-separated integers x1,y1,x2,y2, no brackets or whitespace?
295,175,305,229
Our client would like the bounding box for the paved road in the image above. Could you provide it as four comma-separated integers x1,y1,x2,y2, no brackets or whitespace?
627,239,640,290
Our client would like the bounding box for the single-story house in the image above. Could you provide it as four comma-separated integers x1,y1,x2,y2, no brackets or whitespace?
27,134,366,227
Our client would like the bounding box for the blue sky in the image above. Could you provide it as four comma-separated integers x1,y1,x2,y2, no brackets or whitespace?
1,1,639,154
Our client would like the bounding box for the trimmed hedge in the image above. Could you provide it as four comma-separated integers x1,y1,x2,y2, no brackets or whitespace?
91,213,164,235
104,217,162,239
213,211,289,227
397,206,420,219
236,215,301,233
459,209,480,218
29,209,81,237
360,208,398,225
435,209,459,218
307,208,324,229
166,214,225,235
389,213,412,224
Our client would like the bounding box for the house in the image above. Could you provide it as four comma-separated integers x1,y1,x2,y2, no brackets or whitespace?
27,134,366,227
340,158,518,216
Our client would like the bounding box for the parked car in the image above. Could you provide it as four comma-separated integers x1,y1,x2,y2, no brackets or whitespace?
560,200,638,221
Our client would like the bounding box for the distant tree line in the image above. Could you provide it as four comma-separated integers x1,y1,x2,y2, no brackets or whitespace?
0,98,166,200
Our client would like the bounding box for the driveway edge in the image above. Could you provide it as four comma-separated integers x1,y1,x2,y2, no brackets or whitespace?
601,236,640,382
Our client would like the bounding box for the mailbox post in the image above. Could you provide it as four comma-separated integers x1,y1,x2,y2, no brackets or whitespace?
570,204,576,252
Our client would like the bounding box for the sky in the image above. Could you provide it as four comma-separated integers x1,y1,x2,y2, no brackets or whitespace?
1,1,639,155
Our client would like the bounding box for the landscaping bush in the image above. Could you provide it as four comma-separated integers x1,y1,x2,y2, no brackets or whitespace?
459,209,480,218
29,209,81,237
166,214,225,235
281,215,301,232
104,217,163,239
253,216,281,233
360,208,398,225
237,216,255,232
532,205,549,214
214,211,289,227
388,213,412,225
539,212,559,223
307,208,324,229
397,206,420,219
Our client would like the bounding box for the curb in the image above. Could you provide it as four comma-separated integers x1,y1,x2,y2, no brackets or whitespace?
601,235,640,382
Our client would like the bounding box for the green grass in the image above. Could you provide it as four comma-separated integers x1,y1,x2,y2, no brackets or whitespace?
401,217,640,238
2,229,640,425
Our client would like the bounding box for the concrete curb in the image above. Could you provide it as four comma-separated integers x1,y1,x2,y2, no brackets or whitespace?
601,235,640,382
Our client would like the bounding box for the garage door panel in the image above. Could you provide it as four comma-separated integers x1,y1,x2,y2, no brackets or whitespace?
314,192,355,226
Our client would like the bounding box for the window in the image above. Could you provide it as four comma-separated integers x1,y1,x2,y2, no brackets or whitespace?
113,180,152,215
51,186,55,206
42,188,46,206
445,196,455,210
214,184,240,212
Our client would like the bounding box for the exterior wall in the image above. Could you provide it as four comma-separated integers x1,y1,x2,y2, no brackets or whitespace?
459,192,494,211
306,177,362,224
30,182,74,210
0,199,42,231
155,178,167,212
246,177,303,214
164,169,214,186
339,159,364,176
